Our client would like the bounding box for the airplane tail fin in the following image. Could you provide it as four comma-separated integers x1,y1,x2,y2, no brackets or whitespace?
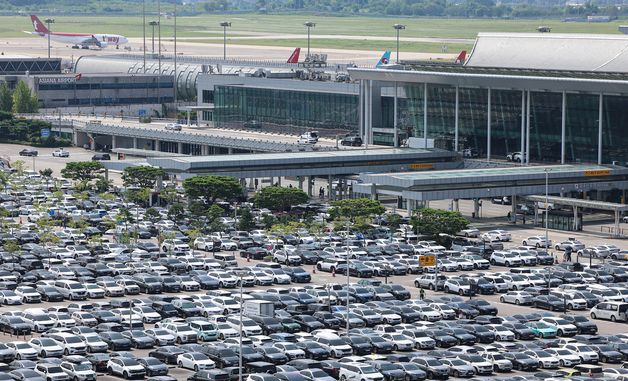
455,50,467,65
30,15,49,34
376,51,391,68
287,48,300,64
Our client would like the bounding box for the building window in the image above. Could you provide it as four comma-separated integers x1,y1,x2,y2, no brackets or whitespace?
202,90,214,104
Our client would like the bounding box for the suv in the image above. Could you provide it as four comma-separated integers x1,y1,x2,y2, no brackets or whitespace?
91,153,110,161
489,251,522,267
165,123,182,131
339,362,384,381
35,363,70,381
316,258,347,273
341,136,363,147
273,250,302,265
414,274,446,291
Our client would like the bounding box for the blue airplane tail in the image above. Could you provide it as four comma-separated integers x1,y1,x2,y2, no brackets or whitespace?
376,51,391,68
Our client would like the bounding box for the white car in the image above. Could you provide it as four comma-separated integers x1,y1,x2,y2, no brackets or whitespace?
145,329,176,346
96,281,125,297
48,312,76,328
161,239,190,253
545,348,581,367
226,316,262,337
84,284,105,298
523,350,560,369
23,312,55,333
381,333,414,351
415,306,442,322
539,317,578,337
273,342,306,359
459,227,480,238
29,337,63,357
0,290,22,305
482,230,512,242
14,286,42,303
164,123,182,131
132,306,162,324
7,341,37,360
487,325,515,341
428,303,456,320
79,334,108,353
590,301,628,322
489,251,522,267
177,352,216,371
603,368,628,380
52,149,70,158
107,357,146,378
338,362,384,381
499,291,533,305
522,236,551,248
563,343,600,363
215,323,240,340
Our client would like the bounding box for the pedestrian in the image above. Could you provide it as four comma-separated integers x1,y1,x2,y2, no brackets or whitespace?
522,215,526,224
567,249,572,262
419,288,425,300
254,179,258,189
507,211,511,221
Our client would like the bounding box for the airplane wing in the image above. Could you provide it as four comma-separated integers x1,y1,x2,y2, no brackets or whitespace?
80,35,104,48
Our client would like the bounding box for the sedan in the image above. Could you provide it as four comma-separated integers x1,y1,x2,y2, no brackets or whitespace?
177,352,216,371
52,149,69,158
18,149,38,157
533,295,566,311
500,291,533,305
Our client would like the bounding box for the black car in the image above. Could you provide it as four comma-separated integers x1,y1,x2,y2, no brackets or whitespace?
559,315,598,334
292,315,325,332
36,286,64,302
461,324,495,343
442,328,476,346
294,341,331,360
122,330,156,349
92,153,110,161
342,336,372,355
449,302,480,319
364,335,394,354
425,329,458,348
466,299,498,315
256,347,289,365
205,347,239,368
502,352,539,371
18,149,38,157
282,267,311,283
149,346,186,365
372,361,405,381
502,322,537,340
187,369,230,381
228,344,265,364
381,284,411,300
86,353,111,372
99,331,132,350
248,315,284,335
0,316,31,335
297,251,321,265
240,248,268,260
312,312,341,329
533,295,566,311
389,306,421,323
138,357,169,377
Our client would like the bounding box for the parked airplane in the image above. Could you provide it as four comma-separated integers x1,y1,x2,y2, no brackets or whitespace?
26,15,129,49
287,48,301,64
376,51,391,68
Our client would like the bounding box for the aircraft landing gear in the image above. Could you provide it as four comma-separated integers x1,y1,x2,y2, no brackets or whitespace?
71,45,80,49
81,46,89,49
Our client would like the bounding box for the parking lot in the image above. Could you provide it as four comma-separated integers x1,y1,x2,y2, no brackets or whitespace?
1,151,628,381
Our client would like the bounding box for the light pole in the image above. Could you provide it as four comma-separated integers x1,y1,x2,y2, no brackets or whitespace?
393,24,406,64
45,18,54,58
345,222,351,334
220,21,231,60
304,21,316,58
234,270,247,381
149,21,158,54
545,168,551,250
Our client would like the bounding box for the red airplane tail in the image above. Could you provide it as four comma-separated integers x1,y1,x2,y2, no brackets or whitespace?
30,15,49,34
287,48,300,64
455,50,467,64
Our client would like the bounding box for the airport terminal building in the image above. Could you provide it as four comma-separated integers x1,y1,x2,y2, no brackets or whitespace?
195,33,628,165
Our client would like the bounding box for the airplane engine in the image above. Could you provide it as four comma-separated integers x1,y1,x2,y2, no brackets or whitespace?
97,41,108,48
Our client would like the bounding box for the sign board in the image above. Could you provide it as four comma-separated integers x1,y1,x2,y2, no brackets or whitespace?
584,169,610,177
38,77,76,85
409,163,434,170
419,255,436,267
40,128,50,138
138,109,146,117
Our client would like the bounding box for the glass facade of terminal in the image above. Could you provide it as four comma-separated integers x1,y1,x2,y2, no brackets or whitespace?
213,86,359,134
377,83,628,164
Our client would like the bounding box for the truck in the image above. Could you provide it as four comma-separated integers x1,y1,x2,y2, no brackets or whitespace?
243,300,275,318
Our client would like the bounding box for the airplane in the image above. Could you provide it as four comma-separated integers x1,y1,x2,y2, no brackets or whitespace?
25,15,129,49
376,51,391,68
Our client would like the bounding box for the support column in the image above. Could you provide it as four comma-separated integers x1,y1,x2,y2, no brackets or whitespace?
406,198,412,216
511,195,517,224
393,82,398,148
561,91,566,164
487,88,491,161
534,202,539,225
132,137,138,149
573,206,579,230
228,147,233,154
473,199,479,219
367,80,373,146
154,139,159,151
104,168,109,181
454,199,459,212
307,176,313,197
278,177,282,186
187,110,191,126
269,177,274,186
328,175,333,201
249,178,255,189
111,135,117,150
598,93,603,165
615,209,620,238
178,142,183,154
298,177,304,191
359,80,365,145
520,90,525,165
423,82,428,148
454,86,459,152
526,90,531,165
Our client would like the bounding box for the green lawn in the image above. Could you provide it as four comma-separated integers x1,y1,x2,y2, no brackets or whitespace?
6,13,627,51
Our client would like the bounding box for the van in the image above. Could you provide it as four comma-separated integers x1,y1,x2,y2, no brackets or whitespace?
54,280,87,301
590,301,628,322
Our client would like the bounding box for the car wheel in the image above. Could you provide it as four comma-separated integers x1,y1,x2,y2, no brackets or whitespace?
123,371,129,379
429,284,434,291
557,330,563,336
176,337,182,344
194,365,199,371
612,315,617,322
414,281,420,288
444,286,450,293
454,371,460,378
42,351,47,357
340,376,346,381
505,261,511,267
515,299,521,305
500,296,505,303
458,289,464,296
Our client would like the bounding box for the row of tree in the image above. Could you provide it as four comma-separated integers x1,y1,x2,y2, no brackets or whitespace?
0,81,38,114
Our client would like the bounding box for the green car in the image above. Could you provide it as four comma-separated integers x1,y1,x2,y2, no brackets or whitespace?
526,321,557,338
189,320,218,341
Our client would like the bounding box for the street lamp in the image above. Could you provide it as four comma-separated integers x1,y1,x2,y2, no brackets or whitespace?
149,21,159,54
545,168,551,252
392,24,406,64
234,270,247,381
304,21,316,58
45,18,54,58
345,222,351,334
220,21,231,60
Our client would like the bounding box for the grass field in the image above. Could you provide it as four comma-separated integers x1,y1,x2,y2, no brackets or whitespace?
5,13,628,52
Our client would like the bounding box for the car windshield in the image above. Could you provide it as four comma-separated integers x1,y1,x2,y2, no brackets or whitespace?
74,363,92,371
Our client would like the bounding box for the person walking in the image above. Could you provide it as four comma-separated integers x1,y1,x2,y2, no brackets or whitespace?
419,288,425,300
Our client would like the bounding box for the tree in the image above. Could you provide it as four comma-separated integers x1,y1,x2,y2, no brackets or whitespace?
386,213,402,231
329,198,385,221
11,160,26,176
410,208,469,237
0,81,12,112
94,176,112,193
145,207,161,223
168,203,186,223
254,186,309,212
183,175,242,203
12,81,37,113
206,204,225,221
122,166,165,188
125,187,151,206
238,208,255,231
39,168,53,178
61,161,104,182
